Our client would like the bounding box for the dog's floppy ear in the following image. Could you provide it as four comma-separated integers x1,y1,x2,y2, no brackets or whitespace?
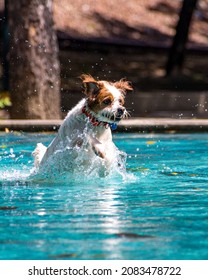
114,78,133,95
80,74,100,97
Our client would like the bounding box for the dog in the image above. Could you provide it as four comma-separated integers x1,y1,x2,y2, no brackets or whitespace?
32,74,133,177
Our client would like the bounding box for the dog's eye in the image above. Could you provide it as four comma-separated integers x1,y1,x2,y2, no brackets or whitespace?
103,98,112,105
119,99,124,105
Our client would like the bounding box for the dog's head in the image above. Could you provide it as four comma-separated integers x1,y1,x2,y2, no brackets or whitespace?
81,74,133,123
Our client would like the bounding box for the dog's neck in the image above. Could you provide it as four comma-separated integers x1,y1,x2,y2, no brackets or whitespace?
82,105,108,128
82,105,117,130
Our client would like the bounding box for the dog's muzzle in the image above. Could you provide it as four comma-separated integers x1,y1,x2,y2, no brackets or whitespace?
117,107,125,117
109,107,125,122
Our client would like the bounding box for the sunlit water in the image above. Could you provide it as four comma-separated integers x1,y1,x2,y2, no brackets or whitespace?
0,132,208,260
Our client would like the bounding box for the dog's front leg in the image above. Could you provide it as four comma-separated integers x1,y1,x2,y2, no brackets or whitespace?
88,136,106,159
71,137,83,148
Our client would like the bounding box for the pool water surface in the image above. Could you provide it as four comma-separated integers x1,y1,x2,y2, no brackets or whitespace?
0,132,208,260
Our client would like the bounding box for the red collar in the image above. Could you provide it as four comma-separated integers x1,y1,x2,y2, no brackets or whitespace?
82,106,109,128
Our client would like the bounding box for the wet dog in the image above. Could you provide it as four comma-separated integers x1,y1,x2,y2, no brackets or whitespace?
33,74,133,176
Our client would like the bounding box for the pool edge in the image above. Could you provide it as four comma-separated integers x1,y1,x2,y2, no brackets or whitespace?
1,118,208,132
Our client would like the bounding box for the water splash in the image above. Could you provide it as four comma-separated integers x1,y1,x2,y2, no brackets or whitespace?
29,144,135,184
0,133,136,186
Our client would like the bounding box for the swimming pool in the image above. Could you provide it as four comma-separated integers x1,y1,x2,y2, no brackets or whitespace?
0,132,208,260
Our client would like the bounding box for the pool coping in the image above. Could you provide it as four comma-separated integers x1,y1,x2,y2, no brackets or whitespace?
1,118,208,132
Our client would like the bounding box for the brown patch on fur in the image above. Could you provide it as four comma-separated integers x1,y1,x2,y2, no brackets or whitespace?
80,74,100,96
114,79,133,95
88,86,115,113
80,74,97,84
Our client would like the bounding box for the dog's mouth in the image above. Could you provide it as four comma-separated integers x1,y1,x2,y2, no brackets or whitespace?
110,115,122,122
101,110,128,123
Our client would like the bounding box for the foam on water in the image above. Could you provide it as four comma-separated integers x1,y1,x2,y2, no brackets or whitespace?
0,148,31,184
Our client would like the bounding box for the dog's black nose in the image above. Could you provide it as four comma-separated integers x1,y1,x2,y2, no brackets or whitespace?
117,108,124,116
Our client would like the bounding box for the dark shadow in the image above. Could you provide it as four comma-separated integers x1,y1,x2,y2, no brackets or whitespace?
0,10,5,52
194,4,208,22
57,10,173,50
92,11,143,40
148,1,179,15
92,11,172,44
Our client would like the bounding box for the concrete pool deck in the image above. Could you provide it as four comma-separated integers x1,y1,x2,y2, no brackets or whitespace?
1,118,208,133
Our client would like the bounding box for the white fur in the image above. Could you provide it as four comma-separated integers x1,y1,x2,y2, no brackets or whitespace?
104,82,121,99
32,143,47,168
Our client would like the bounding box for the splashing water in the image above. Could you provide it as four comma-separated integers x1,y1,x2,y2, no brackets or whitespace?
30,143,132,183
0,134,32,183
0,132,134,185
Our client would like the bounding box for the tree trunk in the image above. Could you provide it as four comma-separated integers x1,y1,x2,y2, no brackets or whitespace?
8,0,61,119
166,0,198,76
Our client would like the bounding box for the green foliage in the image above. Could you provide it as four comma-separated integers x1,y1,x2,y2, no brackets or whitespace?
0,92,12,108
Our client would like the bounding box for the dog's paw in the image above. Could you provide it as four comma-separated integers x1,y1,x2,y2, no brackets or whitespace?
88,135,106,159
92,145,106,159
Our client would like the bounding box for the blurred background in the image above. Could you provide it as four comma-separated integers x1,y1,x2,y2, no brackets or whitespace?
0,0,208,119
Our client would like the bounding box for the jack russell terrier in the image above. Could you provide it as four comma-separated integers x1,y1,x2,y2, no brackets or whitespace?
32,74,133,177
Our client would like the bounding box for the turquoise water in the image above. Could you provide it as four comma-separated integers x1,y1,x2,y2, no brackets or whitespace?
0,132,208,260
